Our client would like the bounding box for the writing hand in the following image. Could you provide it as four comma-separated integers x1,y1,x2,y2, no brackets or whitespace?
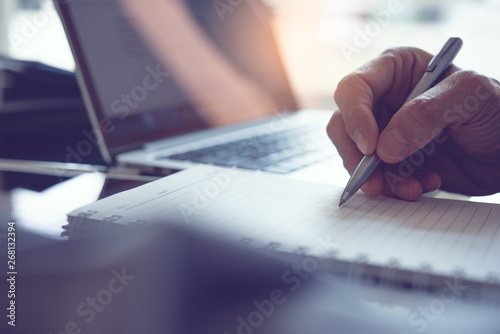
328,47,500,200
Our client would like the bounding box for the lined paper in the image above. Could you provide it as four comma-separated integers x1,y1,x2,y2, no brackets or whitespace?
69,165,500,283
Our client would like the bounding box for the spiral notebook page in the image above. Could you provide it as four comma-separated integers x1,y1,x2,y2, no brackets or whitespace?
68,165,500,283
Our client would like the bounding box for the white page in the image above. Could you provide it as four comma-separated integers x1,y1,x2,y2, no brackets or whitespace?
68,165,500,283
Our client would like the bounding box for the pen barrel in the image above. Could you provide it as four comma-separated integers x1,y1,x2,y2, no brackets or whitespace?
404,37,462,104
345,153,381,196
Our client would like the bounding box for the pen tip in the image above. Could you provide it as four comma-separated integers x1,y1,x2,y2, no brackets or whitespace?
338,199,345,207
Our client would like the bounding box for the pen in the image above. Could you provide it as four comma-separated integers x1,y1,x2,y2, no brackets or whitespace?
339,37,463,207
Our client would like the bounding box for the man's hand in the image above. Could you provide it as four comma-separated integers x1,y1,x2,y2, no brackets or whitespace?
328,47,500,200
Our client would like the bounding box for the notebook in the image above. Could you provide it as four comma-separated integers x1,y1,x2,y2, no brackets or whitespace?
66,165,500,297
53,0,337,179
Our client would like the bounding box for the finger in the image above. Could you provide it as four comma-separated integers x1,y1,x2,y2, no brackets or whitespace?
328,111,363,173
328,111,384,197
334,48,432,155
414,170,441,193
380,170,441,200
380,170,423,201
362,167,384,198
376,69,492,164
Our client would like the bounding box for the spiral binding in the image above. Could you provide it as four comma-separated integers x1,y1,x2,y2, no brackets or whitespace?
411,262,433,294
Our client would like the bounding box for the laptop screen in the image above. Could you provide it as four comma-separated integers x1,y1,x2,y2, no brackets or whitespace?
55,0,297,162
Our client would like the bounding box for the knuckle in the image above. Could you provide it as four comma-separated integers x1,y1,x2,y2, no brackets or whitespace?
381,47,419,61
451,70,500,109
452,70,493,90
381,47,406,57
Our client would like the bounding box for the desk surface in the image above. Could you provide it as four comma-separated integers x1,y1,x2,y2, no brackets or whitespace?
0,172,150,238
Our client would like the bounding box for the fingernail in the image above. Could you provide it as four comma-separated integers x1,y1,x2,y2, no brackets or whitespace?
377,127,409,162
353,128,368,154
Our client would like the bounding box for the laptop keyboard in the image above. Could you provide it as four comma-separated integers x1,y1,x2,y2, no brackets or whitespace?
160,126,335,174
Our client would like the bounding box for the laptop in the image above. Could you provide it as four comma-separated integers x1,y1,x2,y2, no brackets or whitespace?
54,0,344,185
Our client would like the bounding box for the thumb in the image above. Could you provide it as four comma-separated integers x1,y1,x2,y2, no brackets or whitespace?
376,70,493,163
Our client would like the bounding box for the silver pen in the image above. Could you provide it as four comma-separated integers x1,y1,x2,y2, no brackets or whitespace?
339,37,463,207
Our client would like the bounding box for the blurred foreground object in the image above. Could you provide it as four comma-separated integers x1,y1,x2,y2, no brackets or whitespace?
2,223,499,333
